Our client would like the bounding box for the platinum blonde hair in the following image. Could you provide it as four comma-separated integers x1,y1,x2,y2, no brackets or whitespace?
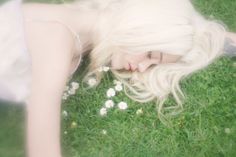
64,0,226,126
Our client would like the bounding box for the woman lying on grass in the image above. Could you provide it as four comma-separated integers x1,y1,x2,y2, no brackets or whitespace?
0,0,235,157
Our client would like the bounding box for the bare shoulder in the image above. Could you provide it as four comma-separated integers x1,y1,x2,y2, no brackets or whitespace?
24,22,75,104
23,20,74,56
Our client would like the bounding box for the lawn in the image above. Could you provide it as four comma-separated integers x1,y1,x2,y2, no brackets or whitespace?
0,0,235,157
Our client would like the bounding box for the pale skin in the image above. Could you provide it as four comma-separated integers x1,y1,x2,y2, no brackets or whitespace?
20,2,236,157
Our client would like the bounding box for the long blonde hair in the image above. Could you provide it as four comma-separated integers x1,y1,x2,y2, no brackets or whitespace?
64,0,226,126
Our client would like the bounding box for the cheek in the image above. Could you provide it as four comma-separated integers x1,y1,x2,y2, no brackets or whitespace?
125,53,147,63
111,53,124,69
138,59,160,72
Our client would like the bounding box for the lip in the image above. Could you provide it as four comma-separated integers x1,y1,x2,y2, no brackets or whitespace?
128,63,132,71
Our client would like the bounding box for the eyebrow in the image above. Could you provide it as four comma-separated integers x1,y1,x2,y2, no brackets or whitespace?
147,51,152,58
148,51,163,63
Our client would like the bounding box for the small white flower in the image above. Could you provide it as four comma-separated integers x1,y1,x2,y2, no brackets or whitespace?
233,62,236,67
62,96,67,100
68,88,76,95
225,128,231,134
64,85,69,92
118,101,128,110
62,110,68,117
71,121,77,128
101,129,107,135
103,66,110,72
136,108,143,115
113,80,122,85
106,88,116,97
64,131,68,135
88,78,97,86
63,92,69,97
62,94,68,100
99,107,107,116
97,67,104,72
105,100,115,108
71,82,79,90
115,84,123,91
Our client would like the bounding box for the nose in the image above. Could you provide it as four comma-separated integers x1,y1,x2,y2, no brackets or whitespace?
129,63,138,71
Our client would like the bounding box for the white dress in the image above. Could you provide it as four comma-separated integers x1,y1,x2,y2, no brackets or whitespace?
0,0,82,105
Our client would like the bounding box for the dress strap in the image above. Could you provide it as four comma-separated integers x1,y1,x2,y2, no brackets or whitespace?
24,18,83,77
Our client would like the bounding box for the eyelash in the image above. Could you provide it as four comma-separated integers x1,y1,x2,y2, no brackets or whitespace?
147,51,152,59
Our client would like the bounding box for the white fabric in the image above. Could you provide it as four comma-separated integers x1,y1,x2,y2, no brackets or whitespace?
0,0,83,105
0,0,32,105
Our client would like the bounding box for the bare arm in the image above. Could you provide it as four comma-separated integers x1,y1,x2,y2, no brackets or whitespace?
24,21,74,157
224,32,236,57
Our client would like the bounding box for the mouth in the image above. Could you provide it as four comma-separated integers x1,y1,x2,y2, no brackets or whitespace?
128,63,132,71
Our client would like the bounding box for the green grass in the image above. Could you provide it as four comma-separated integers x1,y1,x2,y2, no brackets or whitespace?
0,0,236,157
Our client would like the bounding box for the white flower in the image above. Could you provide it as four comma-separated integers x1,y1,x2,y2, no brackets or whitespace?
62,110,68,117
113,80,122,85
99,107,107,116
225,128,231,134
118,101,128,110
62,94,68,100
103,66,110,72
136,108,143,115
63,92,69,97
105,100,115,108
233,62,236,67
106,88,116,97
88,78,97,86
115,84,123,91
68,88,76,95
71,121,77,128
62,96,67,100
71,82,79,90
97,67,104,72
64,131,68,135
101,129,107,135
64,85,69,92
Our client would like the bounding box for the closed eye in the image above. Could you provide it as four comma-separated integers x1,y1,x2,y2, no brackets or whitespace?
147,51,152,59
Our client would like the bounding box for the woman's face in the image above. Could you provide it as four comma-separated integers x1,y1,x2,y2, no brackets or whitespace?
110,51,163,72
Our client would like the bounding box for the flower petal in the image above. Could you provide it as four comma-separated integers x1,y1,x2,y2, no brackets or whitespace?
105,100,115,108
118,101,128,110
100,107,107,116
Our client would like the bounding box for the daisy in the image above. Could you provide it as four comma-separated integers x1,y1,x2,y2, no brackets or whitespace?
225,128,231,134
101,129,107,135
62,95,67,100
62,93,69,100
115,84,123,91
103,66,110,72
105,100,115,108
64,85,69,92
118,101,128,110
71,121,77,128
68,88,76,95
100,107,107,116
62,110,68,117
113,80,122,85
136,108,143,115
71,82,79,90
106,88,116,97
88,78,97,86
